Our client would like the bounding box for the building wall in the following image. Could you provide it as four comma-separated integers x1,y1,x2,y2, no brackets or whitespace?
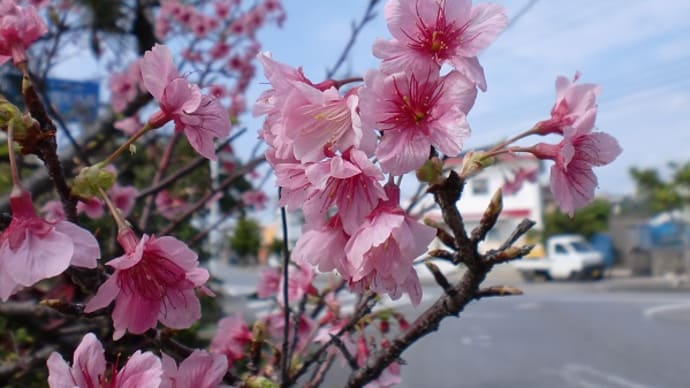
416,156,544,249
458,158,543,230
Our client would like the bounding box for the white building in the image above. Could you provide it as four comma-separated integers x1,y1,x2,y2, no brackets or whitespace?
417,153,544,249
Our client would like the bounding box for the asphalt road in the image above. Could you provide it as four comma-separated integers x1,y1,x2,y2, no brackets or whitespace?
211,262,690,387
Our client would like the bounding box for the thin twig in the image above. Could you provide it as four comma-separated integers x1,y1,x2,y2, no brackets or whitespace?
0,345,56,380
428,171,473,263
158,156,265,235
475,285,523,299
135,131,244,200
279,200,291,387
138,132,180,230
497,218,536,251
288,294,309,363
287,292,376,385
188,203,238,247
326,0,382,78
424,260,454,296
304,353,336,388
329,333,358,370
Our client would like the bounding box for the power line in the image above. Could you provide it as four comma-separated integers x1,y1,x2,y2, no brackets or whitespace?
505,0,540,32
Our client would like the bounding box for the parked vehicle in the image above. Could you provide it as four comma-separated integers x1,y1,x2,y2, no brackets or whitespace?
513,234,605,281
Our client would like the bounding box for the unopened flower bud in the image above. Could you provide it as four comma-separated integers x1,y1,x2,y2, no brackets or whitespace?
379,319,390,334
416,157,444,184
459,151,495,179
72,163,116,198
0,97,22,128
396,315,409,331
245,375,278,388
252,321,268,343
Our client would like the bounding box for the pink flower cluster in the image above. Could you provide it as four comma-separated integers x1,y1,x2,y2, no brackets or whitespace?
109,60,144,113
256,262,316,303
157,0,284,41
0,0,47,65
255,0,506,305
210,313,253,367
150,0,285,123
530,73,622,215
47,332,228,388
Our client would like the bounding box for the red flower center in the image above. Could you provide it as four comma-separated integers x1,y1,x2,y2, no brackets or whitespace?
118,250,192,301
380,73,444,132
404,1,469,62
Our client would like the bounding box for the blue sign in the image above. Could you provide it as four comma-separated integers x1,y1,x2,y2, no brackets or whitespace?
0,67,99,123
45,78,99,122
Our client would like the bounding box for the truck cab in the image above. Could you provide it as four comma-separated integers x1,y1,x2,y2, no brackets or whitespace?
513,234,605,281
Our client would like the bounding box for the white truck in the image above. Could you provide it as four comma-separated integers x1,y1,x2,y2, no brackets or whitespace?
513,234,605,281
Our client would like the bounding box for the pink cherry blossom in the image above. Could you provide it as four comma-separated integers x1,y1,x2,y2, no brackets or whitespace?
359,69,476,175
281,84,374,162
303,148,387,234
155,190,189,220
47,332,162,388
214,2,231,19
313,320,356,367
344,184,434,305
228,93,246,118
140,44,231,160
256,266,281,298
114,116,142,136
253,52,313,157
253,54,322,114
208,83,227,98
27,0,49,8
502,166,539,195
77,197,105,219
355,337,402,388
373,0,507,91
241,189,269,210
267,149,314,211
531,111,622,216
41,200,65,223
279,262,316,303
254,52,376,163
108,184,138,217
190,14,213,37
266,310,315,351
256,263,316,303
161,350,228,388
293,215,351,277
109,60,142,113
0,190,99,301
84,228,210,340
0,0,47,65
210,313,253,367
155,13,171,38
536,72,601,135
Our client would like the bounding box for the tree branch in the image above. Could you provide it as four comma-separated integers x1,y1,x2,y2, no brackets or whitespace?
326,0,382,78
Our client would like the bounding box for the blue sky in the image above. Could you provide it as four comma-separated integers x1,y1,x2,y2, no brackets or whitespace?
245,0,690,197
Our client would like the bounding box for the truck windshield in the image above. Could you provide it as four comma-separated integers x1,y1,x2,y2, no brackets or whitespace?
571,241,595,253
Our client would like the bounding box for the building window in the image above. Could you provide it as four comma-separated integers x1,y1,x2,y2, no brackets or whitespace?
471,178,489,195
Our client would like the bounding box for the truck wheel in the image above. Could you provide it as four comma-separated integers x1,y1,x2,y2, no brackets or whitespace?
590,268,604,280
521,271,536,282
